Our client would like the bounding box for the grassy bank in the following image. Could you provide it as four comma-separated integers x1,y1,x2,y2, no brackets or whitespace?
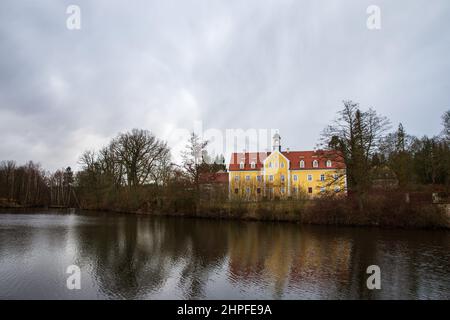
78,191,450,229
192,198,449,229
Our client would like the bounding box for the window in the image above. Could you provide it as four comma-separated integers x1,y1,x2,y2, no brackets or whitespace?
300,160,305,168
281,187,285,194
246,187,250,194
334,186,341,192
239,162,244,169
281,175,285,182
257,175,261,182
326,160,332,168
269,175,274,182
307,174,313,181
313,160,319,168
250,162,256,169
234,175,239,182
293,175,298,181
308,187,313,194
246,175,250,181
320,187,325,193
280,162,284,168
268,162,272,168
334,173,339,180
234,188,239,194
320,174,325,181
257,188,261,194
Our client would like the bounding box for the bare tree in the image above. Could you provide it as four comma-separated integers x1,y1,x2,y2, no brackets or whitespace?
181,132,208,196
442,110,450,141
321,100,390,194
112,129,170,187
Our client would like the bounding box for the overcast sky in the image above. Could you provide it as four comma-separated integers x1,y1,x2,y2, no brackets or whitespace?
1,0,449,170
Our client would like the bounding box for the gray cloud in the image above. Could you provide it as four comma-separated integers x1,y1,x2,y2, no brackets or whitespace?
1,0,449,170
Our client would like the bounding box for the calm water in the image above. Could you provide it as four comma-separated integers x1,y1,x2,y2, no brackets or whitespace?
0,210,448,300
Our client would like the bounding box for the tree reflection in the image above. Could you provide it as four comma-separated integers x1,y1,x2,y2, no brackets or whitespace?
65,212,450,299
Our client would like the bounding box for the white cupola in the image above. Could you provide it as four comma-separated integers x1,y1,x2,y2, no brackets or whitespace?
272,132,281,152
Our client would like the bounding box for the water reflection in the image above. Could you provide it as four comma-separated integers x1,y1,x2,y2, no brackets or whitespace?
0,210,449,299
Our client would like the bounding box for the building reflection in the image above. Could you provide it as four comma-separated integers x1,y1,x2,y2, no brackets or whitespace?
64,212,450,299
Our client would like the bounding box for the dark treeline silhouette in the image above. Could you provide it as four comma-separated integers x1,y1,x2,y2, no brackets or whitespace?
321,101,449,194
0,161,78,208
0,161,48,207
74,129,225,213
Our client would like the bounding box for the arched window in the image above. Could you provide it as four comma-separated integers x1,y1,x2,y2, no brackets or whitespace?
326,160,332,168
313,160,319,168
250,162,256,169
239,162,244,169
299,160,305,168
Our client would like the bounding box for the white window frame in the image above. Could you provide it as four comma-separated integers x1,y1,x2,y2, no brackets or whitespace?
300,160,305,168
281,175,285,182
269,175,274,182
293,175,298,181
250,162,256,169
239,162,245,169
313,160,319,168
235,175,240,181
320,174,325,181
245,175,250,181
307,174,313,181
326,160,332,168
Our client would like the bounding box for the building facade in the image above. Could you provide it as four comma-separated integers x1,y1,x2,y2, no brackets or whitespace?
228,134,346,200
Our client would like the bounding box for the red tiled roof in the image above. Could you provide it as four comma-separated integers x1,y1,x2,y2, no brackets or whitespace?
228,150,345,171
199,172,229,184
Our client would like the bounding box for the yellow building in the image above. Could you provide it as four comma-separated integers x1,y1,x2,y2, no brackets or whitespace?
228,133,346,200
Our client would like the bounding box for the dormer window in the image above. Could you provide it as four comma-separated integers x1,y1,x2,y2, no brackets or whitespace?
239,162,244,169
313,160,319,168
299,160,305,168
250,162,256,169
326,160,332,168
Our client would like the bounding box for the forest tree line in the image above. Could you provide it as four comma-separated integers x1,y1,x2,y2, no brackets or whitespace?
322,101,450,195
1,101,449,210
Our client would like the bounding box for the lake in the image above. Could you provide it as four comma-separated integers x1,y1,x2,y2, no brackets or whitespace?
0,210,448,299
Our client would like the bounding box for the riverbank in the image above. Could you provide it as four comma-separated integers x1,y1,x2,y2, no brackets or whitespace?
81,195,450,229
4,194,449,229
